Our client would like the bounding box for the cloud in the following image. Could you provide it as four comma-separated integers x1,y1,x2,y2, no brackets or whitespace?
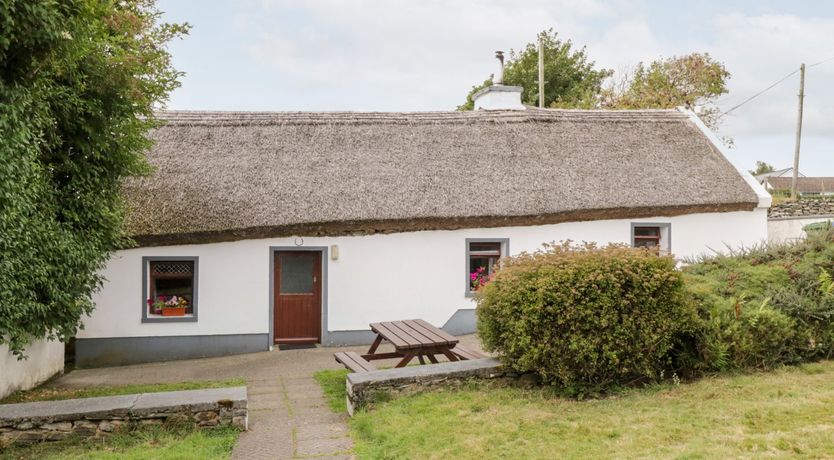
244,0,620,110
707,13,834,138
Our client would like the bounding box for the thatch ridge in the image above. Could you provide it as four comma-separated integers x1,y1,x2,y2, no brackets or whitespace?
125,109,758,246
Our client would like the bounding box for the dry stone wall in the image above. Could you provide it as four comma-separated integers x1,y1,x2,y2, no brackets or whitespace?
769,199,834,219
345,358,504,415
0,386,246,446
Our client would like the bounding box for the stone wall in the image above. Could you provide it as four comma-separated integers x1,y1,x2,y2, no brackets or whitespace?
345,358,504,415
0,386,246,446
769,199,834,219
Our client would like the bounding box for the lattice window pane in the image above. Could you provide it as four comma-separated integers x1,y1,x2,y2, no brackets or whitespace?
151,261,194,275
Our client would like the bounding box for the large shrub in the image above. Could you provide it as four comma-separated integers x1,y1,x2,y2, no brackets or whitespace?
683,228,834,371
0,1,187,356
476,242,693,395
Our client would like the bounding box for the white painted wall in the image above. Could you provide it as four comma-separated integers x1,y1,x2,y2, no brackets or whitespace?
768,216,834,244
472,86,525,110
80,209,767,340
0,339,64,399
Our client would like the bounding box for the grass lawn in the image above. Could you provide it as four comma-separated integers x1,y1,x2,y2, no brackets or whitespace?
316,362,834,459
0,378,246,404
313,369,350,413
0,425,239,460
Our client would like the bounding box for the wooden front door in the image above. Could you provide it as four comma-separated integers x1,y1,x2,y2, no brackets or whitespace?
274,251,322,344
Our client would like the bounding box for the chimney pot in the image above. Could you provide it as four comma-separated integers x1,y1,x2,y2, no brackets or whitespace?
494,51,504,84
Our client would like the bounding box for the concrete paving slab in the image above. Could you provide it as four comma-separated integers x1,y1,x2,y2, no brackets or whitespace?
295,436,353,457
296,422,348,441
43,334,487,458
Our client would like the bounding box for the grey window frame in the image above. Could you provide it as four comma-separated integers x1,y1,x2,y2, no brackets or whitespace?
465,238,509,297
630,223,672,254
142,256,199,323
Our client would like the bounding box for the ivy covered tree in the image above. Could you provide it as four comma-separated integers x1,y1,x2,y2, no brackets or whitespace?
0,0,188,356
459,29,612,110
602,53,730,130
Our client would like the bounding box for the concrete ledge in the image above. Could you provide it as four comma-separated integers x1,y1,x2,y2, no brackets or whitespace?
0,386,247,446
768,214,834,221
346,358,503,415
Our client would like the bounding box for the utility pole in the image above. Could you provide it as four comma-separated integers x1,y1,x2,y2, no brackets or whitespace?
538,36,544,108
791,63,805,200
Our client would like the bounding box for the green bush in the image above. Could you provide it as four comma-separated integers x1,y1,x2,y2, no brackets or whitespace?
683,228,834,371
476,242,693,396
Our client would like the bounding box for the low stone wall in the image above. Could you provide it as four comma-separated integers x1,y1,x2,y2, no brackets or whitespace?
769,199,834,219
0,386,246,446
345,358,504,415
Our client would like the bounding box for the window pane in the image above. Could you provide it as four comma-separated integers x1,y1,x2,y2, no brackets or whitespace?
280,253,315,294
634,227,660,237
634,238,659,248
470,256,498,274
151,261,193,276
152,276,194,313
469,242,502,256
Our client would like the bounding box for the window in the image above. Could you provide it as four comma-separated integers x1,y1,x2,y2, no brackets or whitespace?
631,224,671,254
142,257,198,322
466,239,508,295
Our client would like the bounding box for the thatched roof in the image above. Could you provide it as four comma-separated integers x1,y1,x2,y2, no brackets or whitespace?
125,109,760,246
765,177,834,194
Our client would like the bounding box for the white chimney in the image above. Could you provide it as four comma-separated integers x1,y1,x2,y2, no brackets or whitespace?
472,51,525,111
494,50,505,84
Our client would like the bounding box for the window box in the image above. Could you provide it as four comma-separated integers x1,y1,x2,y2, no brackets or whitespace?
161,307,187,317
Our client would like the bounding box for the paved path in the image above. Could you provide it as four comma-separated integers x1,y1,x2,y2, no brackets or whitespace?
52,335,484,459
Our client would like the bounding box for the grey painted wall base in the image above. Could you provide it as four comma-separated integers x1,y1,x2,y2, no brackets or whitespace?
441,308,477,336
322,330,378,347
323,308,477,346
76,309,477,367
75,334,268,368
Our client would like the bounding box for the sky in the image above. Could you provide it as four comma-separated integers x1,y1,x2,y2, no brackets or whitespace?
157,0,834,174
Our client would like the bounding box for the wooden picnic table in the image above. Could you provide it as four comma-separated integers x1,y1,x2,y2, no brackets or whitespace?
363,319,462,368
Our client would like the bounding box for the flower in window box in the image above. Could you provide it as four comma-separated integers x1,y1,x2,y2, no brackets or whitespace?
148,295,188,316
470,266,491,291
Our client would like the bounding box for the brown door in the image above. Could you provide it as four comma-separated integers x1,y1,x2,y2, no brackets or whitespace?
274,251,322,344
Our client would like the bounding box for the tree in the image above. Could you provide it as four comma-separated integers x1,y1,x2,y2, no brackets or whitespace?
459,29,612,110
602,53,730,130
750,161,776,176
0,0,188,356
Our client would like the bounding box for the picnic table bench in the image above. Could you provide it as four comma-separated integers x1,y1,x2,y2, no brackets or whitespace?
334,351,377,373
333,319,486,372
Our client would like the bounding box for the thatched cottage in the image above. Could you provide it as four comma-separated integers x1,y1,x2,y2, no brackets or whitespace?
76,84,771,367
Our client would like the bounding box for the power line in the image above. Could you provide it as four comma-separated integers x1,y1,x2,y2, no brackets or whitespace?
808,56,834,68
718,55,834,119
718,68,799,119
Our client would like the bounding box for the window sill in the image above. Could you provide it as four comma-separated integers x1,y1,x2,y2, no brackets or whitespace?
142,313,198,323
465,291,476,298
